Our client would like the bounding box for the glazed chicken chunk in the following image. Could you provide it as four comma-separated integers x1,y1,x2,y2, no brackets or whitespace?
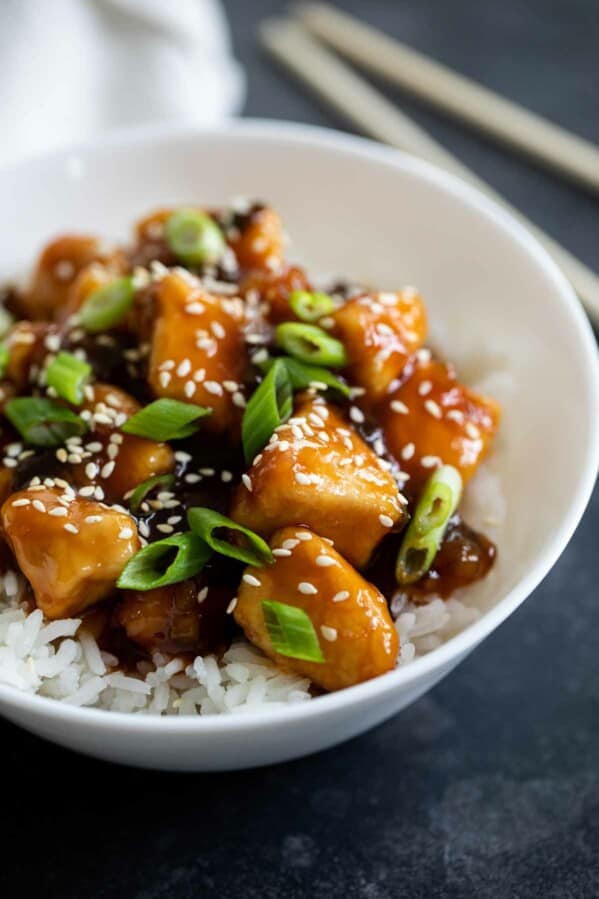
231,395,407,568
382,355,500,489
23,235,105,322
69,383,175,501
1,486,140,619
332,289,427,401
235,527,398,691
147,271,248,433
228,204,285,272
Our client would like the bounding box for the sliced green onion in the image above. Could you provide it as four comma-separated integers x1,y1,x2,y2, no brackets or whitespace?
165,208,226,266
188,507,273,567
128,473,176,514
242,359,292,463
80,276,135,333
276,322,347,369
289,290,335,322
122,398,211,441
260,355,350,399
395,465,463,585
46,351,91,405
117,532,212,591
261,600,325,663
0,307,14,338
5,397,88,447
0,342,8,380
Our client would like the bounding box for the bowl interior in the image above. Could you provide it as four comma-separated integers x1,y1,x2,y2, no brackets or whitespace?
0,122,597,730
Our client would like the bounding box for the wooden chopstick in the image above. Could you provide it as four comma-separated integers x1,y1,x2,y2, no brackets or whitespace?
260,17,599,324
296,2,599,197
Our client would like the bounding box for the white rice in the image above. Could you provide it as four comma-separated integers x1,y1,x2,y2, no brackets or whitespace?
0,362,510,714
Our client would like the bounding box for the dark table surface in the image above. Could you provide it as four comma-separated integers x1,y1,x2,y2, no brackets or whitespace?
4,2,599,897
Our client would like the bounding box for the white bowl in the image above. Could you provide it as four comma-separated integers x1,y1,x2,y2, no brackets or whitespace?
0,121,597,770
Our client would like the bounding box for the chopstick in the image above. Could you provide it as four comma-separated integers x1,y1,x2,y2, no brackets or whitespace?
260,17,599,324
297,2,599,198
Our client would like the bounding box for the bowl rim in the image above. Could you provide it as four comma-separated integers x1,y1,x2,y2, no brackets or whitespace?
0,117,597,733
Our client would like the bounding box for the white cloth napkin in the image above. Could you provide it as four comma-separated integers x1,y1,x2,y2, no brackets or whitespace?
0,0,244,166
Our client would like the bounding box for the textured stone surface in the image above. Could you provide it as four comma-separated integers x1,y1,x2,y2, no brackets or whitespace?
2,2,598,896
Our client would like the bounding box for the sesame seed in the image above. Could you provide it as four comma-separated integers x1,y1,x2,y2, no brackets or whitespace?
199,467,215,477
197,586,209,603
184,380,196,398
272,548,292,557
204,381,223,396
175,450,192,463
118,527,134,539
11,498,30,507
379,513,394,528
54,448,68,463
49,507,68,517
298,582,318,595
32,500,46,513
242,573,261,587
390,400,409,414
333,590,350,603
425,399,442,419
185,473,201,484
315,555,336,567
465,422,480,439
79,485,95,497
193,368,206,382
320,625,338,642
177,358,192,377
3,458,17,469
64,523,79,534
159,360,175,371
296,531,312,541
401,443,415,460
421,455,442,468
294,471,311,485
221,470,233,483
185,302,205,315
101,461,115,479
242,474,253,492
85,515,102,524
211,321,226,339
349,406,365,424
226,597,238,615
159,371,171,388
156,523,174,534
446,409,465,424
282,538,299,550
418,380,432,396
232,391,246,408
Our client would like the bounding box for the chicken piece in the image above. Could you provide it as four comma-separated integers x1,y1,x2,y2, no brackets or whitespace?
22,235,104,321
4,321,53,391
239,265,311,323
69,384,175,501
117,581,200,654
229,205,284,272
231,395,406,568
147,271,247,433
116,581,232,655
59,260,126,324
1,486,140,618
235,527,398,691
129,207,177,269
332,289,427,401
382,355,500,491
